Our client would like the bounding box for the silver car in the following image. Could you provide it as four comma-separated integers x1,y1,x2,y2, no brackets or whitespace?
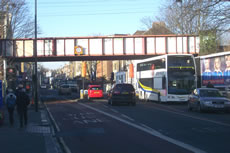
188,88,230,112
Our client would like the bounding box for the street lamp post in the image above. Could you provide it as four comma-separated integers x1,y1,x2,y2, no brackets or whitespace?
176,0,184,53
34,0,38,112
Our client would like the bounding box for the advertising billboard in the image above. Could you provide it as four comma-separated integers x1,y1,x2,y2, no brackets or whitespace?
201,55,230,86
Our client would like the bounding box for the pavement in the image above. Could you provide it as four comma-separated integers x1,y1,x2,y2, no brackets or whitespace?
0,103,63,153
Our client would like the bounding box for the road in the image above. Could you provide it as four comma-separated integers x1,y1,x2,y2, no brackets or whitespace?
41,88,230,153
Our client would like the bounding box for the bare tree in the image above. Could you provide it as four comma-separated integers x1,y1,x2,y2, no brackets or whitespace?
0,0,39,38
158,0,230,35
140,16,155,30
140,0,230,54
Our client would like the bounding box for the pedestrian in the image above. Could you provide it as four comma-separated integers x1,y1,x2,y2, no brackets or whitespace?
6,89,16,126
15,84,30,128
206,81,214,88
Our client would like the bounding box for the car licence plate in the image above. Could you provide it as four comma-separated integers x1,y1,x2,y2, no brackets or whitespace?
122,92,129,94
214,105,224,108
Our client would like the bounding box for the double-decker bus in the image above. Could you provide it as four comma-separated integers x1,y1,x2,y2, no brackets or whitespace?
134,54,196,103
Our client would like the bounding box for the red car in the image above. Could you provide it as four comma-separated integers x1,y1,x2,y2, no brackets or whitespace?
88,85,103,99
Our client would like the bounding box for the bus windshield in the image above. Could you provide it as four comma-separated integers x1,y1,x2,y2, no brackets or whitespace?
168,56,194,67
168,71,195,95
167,56,196,95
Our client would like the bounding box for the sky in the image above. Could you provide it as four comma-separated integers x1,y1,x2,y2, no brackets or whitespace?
26,0,166,69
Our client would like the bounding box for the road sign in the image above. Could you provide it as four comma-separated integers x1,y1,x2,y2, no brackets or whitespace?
74,46,83,55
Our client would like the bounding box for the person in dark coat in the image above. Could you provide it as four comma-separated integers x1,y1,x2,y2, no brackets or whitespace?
15,84,30,128
6,89,17,126
206,81,214,88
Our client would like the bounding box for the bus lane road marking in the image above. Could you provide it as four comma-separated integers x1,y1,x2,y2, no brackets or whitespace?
79,103,206,153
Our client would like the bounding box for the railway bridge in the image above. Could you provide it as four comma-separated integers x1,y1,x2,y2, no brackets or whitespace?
0,34,199,62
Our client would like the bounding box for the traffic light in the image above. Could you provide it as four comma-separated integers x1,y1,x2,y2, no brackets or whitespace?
6,67,16,80
90,71,96,81
0,59,3,80
0,65,3,80
82,62,86,77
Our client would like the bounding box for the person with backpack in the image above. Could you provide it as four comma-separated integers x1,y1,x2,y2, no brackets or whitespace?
6,89,17,126
15,84,30,128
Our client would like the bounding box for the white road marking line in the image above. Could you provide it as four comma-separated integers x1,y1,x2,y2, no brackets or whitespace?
140,123,157,132
45,104,72,153
110,109,119,113
45,104,61,132
59,137,72,153
121,114,135,121
79,103,206,153
150,106,230,127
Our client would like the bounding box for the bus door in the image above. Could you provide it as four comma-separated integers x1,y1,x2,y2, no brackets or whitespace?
152,76,166,102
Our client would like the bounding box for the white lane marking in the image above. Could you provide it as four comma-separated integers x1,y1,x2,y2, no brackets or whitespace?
59,137,72,153
121,114,135,121
79,103,206,153
103,105,109,108
110,109,119,113
149,105,230,127
45,104,61,132
45,104,72,153
140,123,157,132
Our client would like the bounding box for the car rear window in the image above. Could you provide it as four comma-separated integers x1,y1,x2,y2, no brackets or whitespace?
114,84,134,91
90,87,102,90
62,85,69,88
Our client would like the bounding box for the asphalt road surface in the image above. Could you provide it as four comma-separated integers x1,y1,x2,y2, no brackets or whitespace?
42,88,230,153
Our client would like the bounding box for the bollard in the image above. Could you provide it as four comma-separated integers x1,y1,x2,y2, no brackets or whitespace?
80,89,84,99
84,90,88,99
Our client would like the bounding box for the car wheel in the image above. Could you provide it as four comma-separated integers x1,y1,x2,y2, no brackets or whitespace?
197,103,203,113
132,102,136,106
108,99,111,105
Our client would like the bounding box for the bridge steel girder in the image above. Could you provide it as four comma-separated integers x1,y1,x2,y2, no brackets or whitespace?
0,35,199,62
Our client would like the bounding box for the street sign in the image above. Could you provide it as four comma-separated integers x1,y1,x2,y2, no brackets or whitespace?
74,46,83,55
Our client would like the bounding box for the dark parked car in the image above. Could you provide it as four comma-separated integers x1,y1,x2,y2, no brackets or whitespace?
108,83,136,106
58,84,72,95
188,88,230,112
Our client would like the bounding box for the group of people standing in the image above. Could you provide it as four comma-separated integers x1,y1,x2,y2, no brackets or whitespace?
6,84,30,128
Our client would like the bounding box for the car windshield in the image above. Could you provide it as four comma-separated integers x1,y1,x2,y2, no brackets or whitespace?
200,90,222,97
